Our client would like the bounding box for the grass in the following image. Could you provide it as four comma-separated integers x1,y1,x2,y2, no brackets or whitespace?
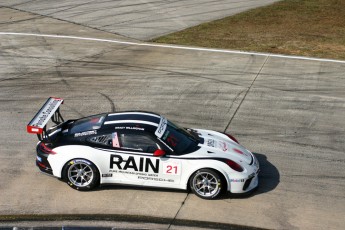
152,0,345,60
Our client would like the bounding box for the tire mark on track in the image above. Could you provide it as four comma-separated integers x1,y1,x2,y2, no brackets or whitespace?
99,92,116,112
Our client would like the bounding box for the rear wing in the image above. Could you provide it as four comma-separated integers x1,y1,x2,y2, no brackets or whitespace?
27,97,64,140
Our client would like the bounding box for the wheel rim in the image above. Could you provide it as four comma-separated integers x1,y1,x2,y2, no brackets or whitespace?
192,172,219,197
68,162,94,187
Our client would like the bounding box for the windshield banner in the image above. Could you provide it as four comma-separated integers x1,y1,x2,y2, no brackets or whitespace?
155,117,167,138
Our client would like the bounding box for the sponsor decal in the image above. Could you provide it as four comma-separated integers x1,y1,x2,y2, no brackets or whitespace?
230,179,245,182
32,98,62,127
207,139,216,147
138,176,174,183
115,126,145,131
219,141,228,152
70,159,91,165
74,130,97,137
110,154,159,173
102,173,113,178
155,117,167,138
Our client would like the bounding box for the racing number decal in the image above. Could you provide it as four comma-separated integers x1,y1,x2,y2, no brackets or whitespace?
166,135,178,147
167,165,177,174
163,161,181,175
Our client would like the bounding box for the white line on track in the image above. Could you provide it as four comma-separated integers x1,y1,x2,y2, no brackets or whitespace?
1,32,345,64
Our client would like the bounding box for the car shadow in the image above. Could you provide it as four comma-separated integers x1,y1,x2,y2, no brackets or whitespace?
225,152,280,199
96,183,187,194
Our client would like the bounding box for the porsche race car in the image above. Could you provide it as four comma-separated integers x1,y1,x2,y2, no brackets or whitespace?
27,97,259,199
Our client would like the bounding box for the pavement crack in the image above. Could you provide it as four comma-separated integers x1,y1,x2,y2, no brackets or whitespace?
226,89,247,114
223,55,270,132
167,193,190,230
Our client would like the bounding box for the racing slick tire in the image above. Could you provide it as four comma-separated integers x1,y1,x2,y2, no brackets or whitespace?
63,159,99,191
189,169,223,200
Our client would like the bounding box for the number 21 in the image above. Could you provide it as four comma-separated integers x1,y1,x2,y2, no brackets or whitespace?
166,165,177,174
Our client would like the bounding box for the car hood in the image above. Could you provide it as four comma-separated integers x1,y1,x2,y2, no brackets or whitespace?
194,129,253,164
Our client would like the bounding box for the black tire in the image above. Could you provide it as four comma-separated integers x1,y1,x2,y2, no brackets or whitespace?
63,159,99,191
189,169,223,200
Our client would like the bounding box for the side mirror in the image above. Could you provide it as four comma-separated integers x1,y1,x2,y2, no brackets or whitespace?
153,149,166,157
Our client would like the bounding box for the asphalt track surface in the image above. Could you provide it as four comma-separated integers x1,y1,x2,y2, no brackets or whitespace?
0,2,345,230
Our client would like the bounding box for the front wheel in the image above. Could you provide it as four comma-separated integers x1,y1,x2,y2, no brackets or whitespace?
189,169,223,199
63,159,99,191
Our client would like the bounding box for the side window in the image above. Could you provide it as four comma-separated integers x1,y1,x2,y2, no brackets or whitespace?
89,134,112,146
118,133,159,153
89,132,161,153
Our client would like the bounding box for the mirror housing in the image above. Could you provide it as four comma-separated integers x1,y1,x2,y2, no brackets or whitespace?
153,149,166,157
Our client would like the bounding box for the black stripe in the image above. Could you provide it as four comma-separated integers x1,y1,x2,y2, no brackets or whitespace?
106,114,160,124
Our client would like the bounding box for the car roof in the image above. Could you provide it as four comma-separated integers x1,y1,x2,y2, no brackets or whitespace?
102,111,162,134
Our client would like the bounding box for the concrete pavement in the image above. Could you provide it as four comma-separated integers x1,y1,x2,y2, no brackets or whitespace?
1,0,281,40
0,5,345,230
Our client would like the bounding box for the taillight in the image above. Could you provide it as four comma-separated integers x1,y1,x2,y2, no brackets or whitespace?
37,161,47,168
38,142,56,154
225,159,243,172
224,133,239,144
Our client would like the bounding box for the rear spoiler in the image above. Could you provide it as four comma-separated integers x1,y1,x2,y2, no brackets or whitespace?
27,97,64,140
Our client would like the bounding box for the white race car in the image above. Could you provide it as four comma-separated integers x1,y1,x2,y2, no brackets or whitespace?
27,97,259,199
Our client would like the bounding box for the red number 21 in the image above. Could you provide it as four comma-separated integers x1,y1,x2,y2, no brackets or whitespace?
166,165,177,174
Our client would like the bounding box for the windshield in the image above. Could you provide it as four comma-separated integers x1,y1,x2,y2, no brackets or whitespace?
70,114,105,134
160,120,199,154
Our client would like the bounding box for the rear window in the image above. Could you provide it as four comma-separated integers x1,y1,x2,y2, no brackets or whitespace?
70,114,105,134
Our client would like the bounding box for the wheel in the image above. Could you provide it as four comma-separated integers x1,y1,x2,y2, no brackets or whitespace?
189,169,223,199
63,159,99,191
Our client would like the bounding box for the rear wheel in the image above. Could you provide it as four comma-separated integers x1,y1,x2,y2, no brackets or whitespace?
189,169,223,199
63,159,99,191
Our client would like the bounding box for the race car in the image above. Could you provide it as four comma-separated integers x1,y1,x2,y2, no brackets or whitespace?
27,97,259,199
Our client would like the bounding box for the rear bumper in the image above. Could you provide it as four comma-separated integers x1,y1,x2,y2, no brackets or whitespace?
36,144,54,175
36,156,53,175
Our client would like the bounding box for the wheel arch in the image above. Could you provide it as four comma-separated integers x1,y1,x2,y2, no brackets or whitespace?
61,158,101,185
48,145,104,178
186,167,230,192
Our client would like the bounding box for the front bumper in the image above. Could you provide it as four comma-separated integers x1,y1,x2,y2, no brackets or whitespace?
229,169,259,193
243,171,259,192
241,151,260,192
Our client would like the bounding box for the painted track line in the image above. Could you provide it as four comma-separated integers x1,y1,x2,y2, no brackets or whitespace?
1,32,345,64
